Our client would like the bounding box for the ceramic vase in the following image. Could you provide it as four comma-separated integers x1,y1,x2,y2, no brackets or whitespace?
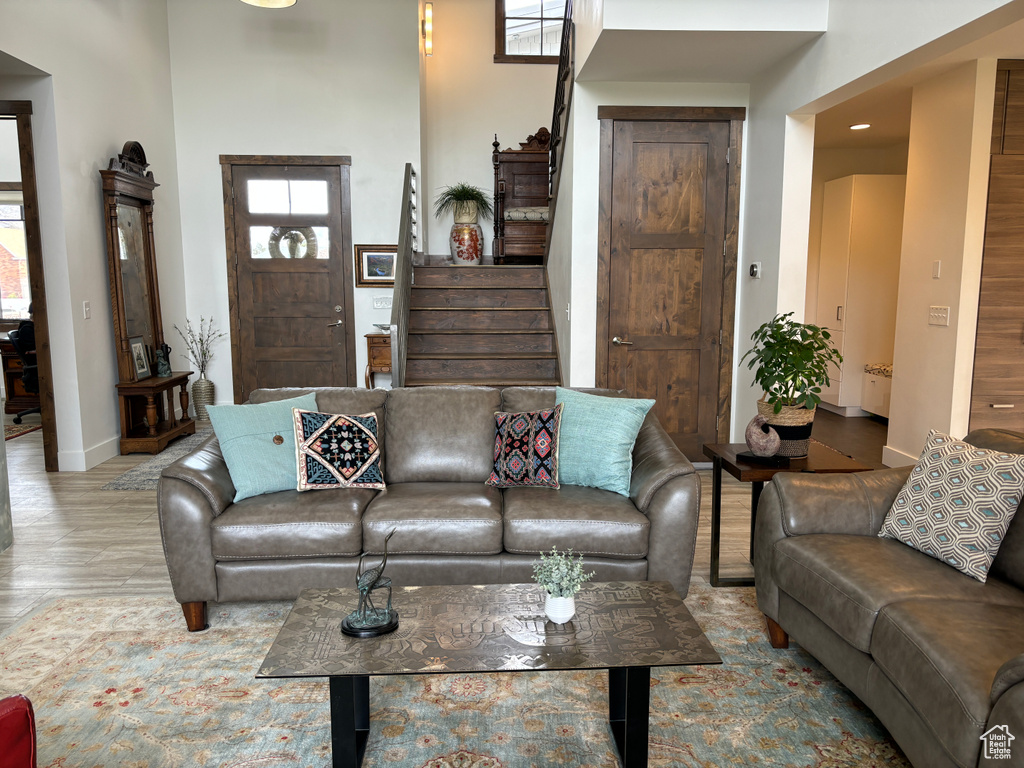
745,414,781,457
191,374,215,421
449,201,483,266
545,593,576,624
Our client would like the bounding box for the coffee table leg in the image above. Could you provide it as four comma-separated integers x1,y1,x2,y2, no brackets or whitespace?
330,675,369,767
608,667,650,767
710,455,723,587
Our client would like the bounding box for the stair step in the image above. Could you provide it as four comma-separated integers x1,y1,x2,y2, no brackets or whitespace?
408,353,556,360
413,265,545,288
406,356,559,382
410,287,549,309
409,308,552,331
407,331,555,356
404,378,560,388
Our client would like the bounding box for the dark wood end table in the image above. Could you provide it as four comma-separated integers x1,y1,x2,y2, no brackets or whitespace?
258,581,721,767
115,370,195,454
703,442,871,587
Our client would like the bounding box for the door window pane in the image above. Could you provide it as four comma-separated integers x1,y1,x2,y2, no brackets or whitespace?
506,18,543,56
250,225,329,259
542,20,563,55
0,205,31,320
289,180,329,215
248,180,290,214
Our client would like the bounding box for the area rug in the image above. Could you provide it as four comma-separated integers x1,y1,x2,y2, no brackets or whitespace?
0,584,910,767
4,423,42,440
100,428,213,490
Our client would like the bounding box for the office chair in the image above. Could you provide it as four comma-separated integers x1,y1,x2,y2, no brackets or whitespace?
7,328,40,425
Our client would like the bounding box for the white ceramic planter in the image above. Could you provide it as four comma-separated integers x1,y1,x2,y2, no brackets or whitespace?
545,593,576,624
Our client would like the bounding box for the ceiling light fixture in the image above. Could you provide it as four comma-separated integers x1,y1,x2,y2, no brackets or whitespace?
423,3,433,56
240,0,297,8
849,123,871,131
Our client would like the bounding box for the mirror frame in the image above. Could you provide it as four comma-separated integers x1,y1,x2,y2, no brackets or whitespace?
100,141,164,383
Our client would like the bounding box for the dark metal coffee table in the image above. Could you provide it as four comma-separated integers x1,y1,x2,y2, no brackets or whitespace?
257,581,720,767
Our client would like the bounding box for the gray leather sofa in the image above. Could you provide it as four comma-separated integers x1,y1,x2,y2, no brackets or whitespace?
754,428,1024,768
158,385,700,632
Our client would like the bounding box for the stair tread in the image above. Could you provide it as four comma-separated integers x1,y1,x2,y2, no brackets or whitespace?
408,353,556,360
412,285,543,290
405,378,560,387
408,329,553,335
411,306,549,311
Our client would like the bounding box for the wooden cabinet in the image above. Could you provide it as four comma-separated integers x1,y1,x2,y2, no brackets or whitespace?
116,371,195,454
1,337,40,414
970,61,1024,431
815,174,906,413
365,333,391,388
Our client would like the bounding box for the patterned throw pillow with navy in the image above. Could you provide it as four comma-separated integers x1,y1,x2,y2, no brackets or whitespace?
293,409,386,492
879,429,1024,581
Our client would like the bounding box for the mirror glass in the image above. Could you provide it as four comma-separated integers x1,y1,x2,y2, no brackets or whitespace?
116,202,154,348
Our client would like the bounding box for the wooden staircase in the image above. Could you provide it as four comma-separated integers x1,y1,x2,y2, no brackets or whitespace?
404,265,561,387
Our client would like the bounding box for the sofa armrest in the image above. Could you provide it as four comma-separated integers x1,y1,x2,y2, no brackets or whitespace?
753,466,910,622
992,653,1024,704
156,437,233,606
629,415,695,512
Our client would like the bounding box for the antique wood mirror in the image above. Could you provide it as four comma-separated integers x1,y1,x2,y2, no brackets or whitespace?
100,141,164,383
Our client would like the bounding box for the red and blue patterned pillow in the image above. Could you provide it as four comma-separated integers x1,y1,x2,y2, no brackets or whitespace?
486,404,562,489
293,409,386,492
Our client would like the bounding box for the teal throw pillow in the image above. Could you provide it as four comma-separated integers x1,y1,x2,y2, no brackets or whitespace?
207,393,319,502
554,387,654,496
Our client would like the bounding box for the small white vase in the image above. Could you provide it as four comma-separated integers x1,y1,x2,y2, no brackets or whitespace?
544,593,576,624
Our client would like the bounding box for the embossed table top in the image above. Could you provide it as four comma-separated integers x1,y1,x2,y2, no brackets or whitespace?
257,581,720,679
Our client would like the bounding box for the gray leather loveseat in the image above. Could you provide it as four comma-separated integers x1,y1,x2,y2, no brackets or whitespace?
158,385,700,632
753,428,1024,768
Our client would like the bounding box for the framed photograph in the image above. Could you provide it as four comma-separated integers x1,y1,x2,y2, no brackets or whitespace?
129,335,151,381
354,244,397,288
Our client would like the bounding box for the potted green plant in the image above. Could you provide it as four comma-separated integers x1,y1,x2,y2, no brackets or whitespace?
532,546,595,624
433,183,494,266
739,312,843,458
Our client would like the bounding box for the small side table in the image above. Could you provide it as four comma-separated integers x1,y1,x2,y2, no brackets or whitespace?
116,370,195,454
364,333,391,388
702,442,871,587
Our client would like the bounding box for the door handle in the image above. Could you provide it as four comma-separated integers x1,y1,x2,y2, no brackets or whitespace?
326,320,344,328
612,336,634,346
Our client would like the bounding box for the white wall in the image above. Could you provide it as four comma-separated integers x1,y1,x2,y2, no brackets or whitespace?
0,1,185,470
166,0,421,399
602,0,828,32
0,119,19,181
884,60,996,465
422,0,555,257
804,143,909,320
565,80,750,386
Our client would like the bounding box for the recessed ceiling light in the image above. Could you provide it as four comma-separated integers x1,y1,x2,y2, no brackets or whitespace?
849,123,871,131
240,0,297,7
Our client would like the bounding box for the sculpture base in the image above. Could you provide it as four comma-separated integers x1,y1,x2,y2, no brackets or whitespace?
736,451,790,467
341,612,400,638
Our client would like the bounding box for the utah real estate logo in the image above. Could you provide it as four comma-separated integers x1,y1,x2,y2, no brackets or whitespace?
980,725,1014,761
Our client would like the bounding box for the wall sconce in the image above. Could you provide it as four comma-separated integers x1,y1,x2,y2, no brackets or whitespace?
423,3,433,56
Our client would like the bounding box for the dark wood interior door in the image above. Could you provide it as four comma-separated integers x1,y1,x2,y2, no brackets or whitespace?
599,114,738,460
223,158,355,402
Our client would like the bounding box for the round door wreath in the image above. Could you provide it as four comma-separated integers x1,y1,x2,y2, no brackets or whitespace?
268,226,318,259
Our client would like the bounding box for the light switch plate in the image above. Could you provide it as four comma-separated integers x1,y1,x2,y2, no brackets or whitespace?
373,296,393,309
928,305,950,326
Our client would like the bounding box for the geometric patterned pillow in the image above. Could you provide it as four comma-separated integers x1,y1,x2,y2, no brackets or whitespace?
879,429,1024,581
486,404,562,489
292,409,386,492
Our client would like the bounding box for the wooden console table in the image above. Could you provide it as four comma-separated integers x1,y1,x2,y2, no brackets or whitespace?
364,333,391,388
116,370,195,454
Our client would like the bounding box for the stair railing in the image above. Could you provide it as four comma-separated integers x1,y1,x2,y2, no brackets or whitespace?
544,0,574,264
388,163,417,388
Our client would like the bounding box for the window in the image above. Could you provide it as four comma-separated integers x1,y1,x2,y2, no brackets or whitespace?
0,202,30,321
495,0,565,64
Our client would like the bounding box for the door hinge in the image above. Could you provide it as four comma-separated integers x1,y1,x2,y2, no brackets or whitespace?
726,148,730,164
723,240,727,256
716,414,720,431
719,329,723,346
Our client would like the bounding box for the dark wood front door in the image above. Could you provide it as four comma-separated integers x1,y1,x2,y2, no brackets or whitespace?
597,109,743,460
222,157,355,403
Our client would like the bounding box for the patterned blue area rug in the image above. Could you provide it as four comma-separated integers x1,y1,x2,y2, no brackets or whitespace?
101,429,212,491
0,585,909,767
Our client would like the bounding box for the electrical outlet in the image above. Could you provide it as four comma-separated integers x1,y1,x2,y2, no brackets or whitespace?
928,305,950,326
373,296,393,309
83,300,91,319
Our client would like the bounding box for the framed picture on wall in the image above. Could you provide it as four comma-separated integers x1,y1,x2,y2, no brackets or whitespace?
129,335,151,381
354,244,397,288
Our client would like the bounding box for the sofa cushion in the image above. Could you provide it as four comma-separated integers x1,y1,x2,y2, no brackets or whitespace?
385,387,500,483
210,488,375,559
503,485,650,559
487,404,562,489
773,534,1024,653
555,387,654,496
879,429,1024,581
362,482,503,555
206,393,319,502
293,409,385,492
871,599,1024,768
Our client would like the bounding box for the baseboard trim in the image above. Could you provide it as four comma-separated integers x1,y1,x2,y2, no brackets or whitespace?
818,402,871,418
59,435,119,472
881,445,916,468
